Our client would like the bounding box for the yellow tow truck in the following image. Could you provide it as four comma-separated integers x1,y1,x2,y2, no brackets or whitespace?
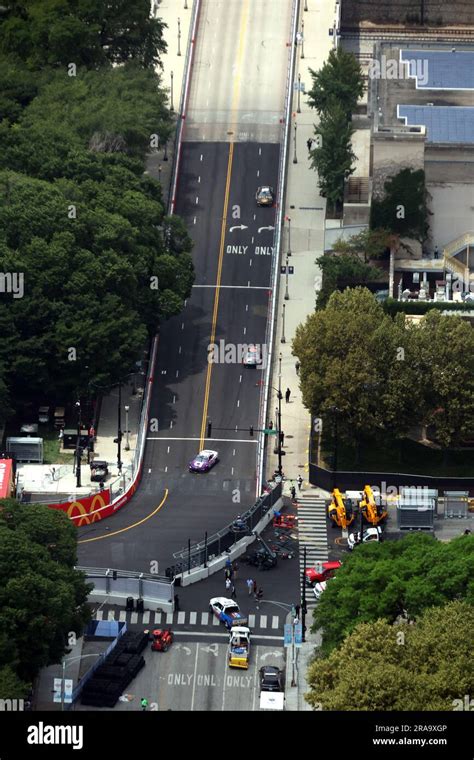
228,627,250,669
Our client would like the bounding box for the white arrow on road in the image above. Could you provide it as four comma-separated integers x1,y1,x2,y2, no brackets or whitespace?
260,651,281,660
175,644,192,656
229,225,249,232
258,226,275,233
201,643,219,656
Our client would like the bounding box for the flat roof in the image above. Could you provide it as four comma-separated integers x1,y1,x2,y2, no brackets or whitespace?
400,50,474,90
397,105,474,143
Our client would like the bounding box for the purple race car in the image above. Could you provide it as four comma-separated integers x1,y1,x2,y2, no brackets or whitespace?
189,449,219,473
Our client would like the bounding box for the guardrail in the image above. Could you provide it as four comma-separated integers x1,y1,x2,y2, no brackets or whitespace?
256,0,300,493
76,566,174,612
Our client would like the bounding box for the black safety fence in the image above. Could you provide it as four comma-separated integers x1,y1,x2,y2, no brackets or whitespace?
166,481,282,579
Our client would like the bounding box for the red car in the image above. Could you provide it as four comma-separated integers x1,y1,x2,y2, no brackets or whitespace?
305,560,341,586
151,629,173,652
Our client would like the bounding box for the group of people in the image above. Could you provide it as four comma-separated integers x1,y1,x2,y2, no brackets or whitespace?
225,559,238,598
246,578,263,604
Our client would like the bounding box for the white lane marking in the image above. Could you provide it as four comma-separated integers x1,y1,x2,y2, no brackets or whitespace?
192,285,270,290
249,259,252,267
143,611,150,625
164,466,168,472
181,322,185,329
239,374,242,383
200,154,203,161
252,644,259,711
170,421,173,429
184,299,187,307
176,370,179,378
243,327,246,335
201,612,209,625
166,612,173,624
153,611,162,624
195,197,199,204
247,281,250,287
257,170,260,177
131,612,138,624
190,612,197,625
198,176,201,183
248,615,256,627
167,446,170,454
190,644,200,712
237,399,240,408
272,616,279,629
179,346,182,354
178,611,185,624
260,615,267,628
148,468,151,474
233,449,236,456
246,304,248,311
172,395,176,404
193,216,196,224
119,611,126,622
259,147,262,155
231,467,234,475
212,615,220,627
146,437,258,443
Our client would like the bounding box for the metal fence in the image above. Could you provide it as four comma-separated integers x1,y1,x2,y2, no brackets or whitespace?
166,481,282,578
76,566,173,609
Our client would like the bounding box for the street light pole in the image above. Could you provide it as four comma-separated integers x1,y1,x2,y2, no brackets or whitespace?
117,382,122,473
124,405,130,451
281,303,286,343
293,121,298,164
75,401,81,488
286,216,292,256
177,18,182,56
297,72,301,113
304,0,308,10
302,546,307,642
170,70,174,111
285,254,290,300
301,20,305,59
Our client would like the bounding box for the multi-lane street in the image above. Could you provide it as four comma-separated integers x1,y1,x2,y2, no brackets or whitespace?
77,0,294,574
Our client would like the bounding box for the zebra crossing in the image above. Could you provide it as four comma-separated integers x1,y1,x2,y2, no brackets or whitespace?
296,493,329,606
91,606,283,632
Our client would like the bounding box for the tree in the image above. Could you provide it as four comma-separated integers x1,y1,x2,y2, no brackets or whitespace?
315,253,381,309
0,499,91,683
293,288,421,447
371,168,430,242
311,532,474,655
330,228,393,263
0,665,30,701
310,100,356,213
306,601,474,711
307,47,364,117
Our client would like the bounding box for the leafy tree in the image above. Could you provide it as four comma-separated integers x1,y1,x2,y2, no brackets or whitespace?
312,532,474,655
0,499,91,683
0,665,30,700
310,100,356,213
330,228,393,263
371,168,429,242
0,0,167,70
307,47,364,117
306,601,474,711
293,288,422,447
315,253,381,309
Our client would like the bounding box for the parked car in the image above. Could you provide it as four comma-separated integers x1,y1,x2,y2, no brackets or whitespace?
259,666,284,692
347,526,383,551
305,560,342,586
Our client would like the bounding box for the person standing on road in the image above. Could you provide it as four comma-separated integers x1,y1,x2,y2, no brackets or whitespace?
297,475,303,491
295,360,300,375
233,561,238,579
225,566,232,581
253,579,258,595
230,583,237,599
174,594,180,612
141,697,148,711
247,578,254,595
256,588,263,608
225,577,231,592
285,388,291,403
290,484,296,501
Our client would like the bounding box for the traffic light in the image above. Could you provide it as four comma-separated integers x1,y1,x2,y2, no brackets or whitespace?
207,420,212,438
249,425,254,437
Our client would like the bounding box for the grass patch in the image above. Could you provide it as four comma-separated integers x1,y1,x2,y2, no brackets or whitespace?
41,430,74,465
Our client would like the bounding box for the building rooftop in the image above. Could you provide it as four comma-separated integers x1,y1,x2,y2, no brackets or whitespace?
397,105,474,143
400,50,474,90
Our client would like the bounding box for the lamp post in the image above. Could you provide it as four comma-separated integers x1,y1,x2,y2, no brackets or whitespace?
75,401,81,488
124,405,130,451
163,139,168,161
281,303,286,343
301,19,305,59
177,18,182,56
301,546,307,642
297,72,301,113
170,70,174,111
293,121,298,164
286,215,292,256
116,382,123,472
304,0,308,10
284,254,290,300
330,406,340,489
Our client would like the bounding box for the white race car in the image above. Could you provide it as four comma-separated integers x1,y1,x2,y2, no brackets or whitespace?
209,597,248,628
189,449,219,473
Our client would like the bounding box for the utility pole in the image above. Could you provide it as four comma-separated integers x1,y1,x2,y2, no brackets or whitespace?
293,121,298,164
177,18,182,56
284,254,290,300
170,70,174,111
286,216,292,256
297,72,301,113
117,382,122,473
281,303,286,343
302,546,307,642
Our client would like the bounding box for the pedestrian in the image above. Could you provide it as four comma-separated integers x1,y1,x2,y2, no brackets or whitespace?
253,579,258,595
256,587,263,607
174,594,180,612
225,567,232,580
297,475,303,491
295,360,300,375
232,561,238,579
247,578,254,595
306,137,312,151
434,245,439,259
225,577,231,592
295,604,300,619
225,557,232,569
230,583,237,599
141,697,148,711
290,484,296,501
285,388,291,403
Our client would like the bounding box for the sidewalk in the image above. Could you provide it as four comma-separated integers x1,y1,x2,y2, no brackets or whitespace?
269,0,338,711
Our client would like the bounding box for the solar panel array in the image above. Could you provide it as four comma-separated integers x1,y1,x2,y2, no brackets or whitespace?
400,50,474,89
397,105,474,144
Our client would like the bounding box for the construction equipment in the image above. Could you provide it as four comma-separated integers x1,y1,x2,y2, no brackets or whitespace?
228,627,251,669
359,485,388,526
328,488,358,529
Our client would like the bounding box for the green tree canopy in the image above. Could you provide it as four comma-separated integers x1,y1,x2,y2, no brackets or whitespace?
312,532,474,655
310,99,356,212
330,228,393,263
315,253,381,309
306,600,474,711
0,499,91,684
371,168,430,242
307,47,364,117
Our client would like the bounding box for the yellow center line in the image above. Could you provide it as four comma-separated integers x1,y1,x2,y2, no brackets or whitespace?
77,489,169,543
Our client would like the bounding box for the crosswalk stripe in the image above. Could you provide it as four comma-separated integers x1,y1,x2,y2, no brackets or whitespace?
177,611,185,625
142,611,150,625
131,612,138,624
190,612,197,625
166,612,173,624
153,611,162,625
96,611,103,621
201,612,209,626
119,611,126,622
260,615,267,629
272,616,279,629
212,614,220,626
248,614,256,628
108,610,115,621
